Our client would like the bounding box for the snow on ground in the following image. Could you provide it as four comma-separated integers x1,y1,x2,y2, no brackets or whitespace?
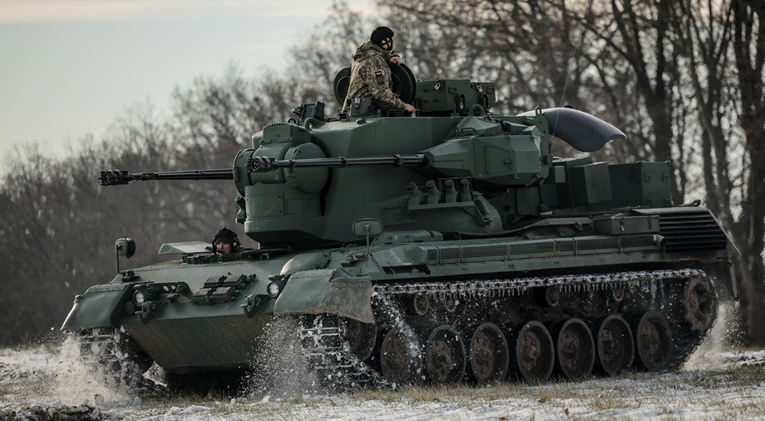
3,340,765,420
3,307,765,420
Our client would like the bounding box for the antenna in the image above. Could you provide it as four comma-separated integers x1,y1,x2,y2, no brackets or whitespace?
555,0,595,131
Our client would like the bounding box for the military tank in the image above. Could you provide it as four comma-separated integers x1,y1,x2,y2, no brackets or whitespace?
63,64,738,391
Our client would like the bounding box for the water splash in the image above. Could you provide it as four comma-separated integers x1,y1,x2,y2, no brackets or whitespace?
245,316,317,398
685,302,742,370
50,333,134,405
374,294,425,383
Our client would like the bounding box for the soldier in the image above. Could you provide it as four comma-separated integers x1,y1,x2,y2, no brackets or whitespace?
342,26,416,114
212,226,240,254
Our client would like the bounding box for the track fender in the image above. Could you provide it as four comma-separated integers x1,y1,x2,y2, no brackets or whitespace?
61,283,134,330
274,269,374,323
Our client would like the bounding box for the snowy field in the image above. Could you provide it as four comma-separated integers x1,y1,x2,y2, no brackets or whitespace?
3,314,765,420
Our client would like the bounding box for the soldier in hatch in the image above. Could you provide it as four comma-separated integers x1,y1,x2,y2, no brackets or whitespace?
212,226,240,254
342,26,416,114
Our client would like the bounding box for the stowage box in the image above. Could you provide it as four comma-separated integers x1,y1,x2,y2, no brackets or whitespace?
609,162,673,208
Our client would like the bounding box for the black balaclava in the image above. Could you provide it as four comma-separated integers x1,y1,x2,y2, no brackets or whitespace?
370,26,394,51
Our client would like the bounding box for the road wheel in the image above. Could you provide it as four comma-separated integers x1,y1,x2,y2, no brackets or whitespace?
548,318,595,379
629,311,673,371
588,315,634,376
380,327,423,385
425,326,466,384
468,323,509,384
507,321,554,382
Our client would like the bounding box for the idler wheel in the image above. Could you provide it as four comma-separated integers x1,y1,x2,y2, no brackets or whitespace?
380,327,423,385
684,274,717,331
344,318,377,362
425,326,466,384
548,318,595,379
587,315,634,376
506,321,555,382
629,311,673,372
468,323,509,384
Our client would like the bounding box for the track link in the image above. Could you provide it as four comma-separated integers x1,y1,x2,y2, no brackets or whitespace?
77,327,160,395
298,315,388,389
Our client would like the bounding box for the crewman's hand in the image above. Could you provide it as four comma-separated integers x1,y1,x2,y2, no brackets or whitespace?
390,56,402,65
405,104,416,113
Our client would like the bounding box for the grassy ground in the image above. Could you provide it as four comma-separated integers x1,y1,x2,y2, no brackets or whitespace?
117,365,765,420
4,343,765,420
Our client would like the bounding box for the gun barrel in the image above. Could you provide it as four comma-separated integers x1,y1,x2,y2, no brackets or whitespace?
248,154,427,173
100,169,233,186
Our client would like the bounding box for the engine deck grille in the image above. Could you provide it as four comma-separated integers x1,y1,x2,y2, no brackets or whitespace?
657,209,729,252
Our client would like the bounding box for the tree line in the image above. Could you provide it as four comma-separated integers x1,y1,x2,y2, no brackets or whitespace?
0,0,762,346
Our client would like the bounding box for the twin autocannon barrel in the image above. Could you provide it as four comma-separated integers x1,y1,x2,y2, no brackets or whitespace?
99,169,234,186
99,154,428,186
247,153,427,173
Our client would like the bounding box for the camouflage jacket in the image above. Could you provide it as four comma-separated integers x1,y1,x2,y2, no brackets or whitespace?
341,42,406,112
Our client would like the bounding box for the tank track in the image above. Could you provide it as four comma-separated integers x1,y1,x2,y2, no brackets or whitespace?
299,315,389,389
299,268,713,388
77,327,161,395
371,268,703,297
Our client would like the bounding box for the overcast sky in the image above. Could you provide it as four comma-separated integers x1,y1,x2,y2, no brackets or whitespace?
0,0,373,161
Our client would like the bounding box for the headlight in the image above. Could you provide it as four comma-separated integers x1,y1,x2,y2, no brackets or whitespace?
267,281,281,298
134,290,146,305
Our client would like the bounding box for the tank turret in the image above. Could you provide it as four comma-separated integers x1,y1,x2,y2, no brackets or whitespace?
100,68,641,248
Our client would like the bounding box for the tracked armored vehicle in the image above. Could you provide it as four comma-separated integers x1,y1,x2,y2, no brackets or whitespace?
63,64,738,390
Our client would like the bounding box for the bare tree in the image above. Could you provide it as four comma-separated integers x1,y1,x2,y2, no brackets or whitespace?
379,0,692,198
373,0,765,343
1,0,762,347
732,0,765,344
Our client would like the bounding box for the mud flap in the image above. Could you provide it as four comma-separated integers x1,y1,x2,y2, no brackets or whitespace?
61,284,134,330
273,269,374,323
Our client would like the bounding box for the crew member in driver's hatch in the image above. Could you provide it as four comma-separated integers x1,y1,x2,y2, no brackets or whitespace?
213,226,240,254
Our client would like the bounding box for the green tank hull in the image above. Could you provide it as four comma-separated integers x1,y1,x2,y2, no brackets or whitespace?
64,207,734,383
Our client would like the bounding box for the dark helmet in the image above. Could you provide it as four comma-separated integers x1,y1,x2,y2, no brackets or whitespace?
213,226,240,250
370,26,394,51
